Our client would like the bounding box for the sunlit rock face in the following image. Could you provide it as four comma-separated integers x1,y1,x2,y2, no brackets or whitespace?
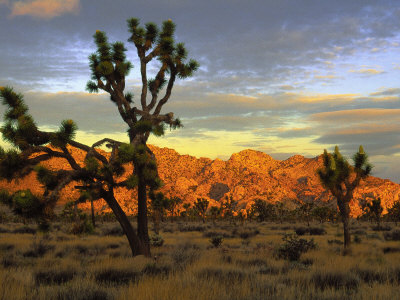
1,145,399,217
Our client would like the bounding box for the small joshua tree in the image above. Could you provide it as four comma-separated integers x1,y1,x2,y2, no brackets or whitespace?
387,201,400,226
317,146,372,249
364,197,383,229
194,198,209,223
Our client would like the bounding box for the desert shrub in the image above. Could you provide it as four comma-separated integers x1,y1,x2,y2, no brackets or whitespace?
366,233,382,240
178,224,207,232
171,242,200,270
74,244,89,255
13,225,36,234
383,229,400,241
150,234,164,247
352,267,388,283
295,227,307,236
1,254,18,268
210,235,223,248
383,246,400,254
388,267,400,283
0,226,9,233
142,263,171,276
353,235,362,244
351,229,367,235
372,225,391,231
275,234,316,261
203,230,232,238
70,217,94,235
308,227,326,235
295,227,326,236
94,268,141,285
0,243,14,252
196,267,250,284
238,229,260,239
258,265,281,275
34,267,77,285
327,239,344,245
105,243,120,249
312,270,360,291
52,281,114,300
23,238,54,258
102,224,124,236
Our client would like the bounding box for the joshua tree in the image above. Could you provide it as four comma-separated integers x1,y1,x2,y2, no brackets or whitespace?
194,198,209,223
317,146,371,249
387,201,400,226
149,191,169,234
0,18,198,257
166,196,183,222
363,197,383,228
250,199,276,222
298,201,314,227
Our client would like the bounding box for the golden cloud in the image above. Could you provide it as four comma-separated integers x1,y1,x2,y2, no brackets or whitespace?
310,108,400,122
10,0,79,19
349,68,384,75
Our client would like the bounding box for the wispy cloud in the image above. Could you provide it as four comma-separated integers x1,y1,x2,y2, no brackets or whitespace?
349,68,384,75
10,0,80,19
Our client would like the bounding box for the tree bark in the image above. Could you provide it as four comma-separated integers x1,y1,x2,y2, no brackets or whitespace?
341,202,351,249
90,197,96,228
103,190,148,256
136,164,151,256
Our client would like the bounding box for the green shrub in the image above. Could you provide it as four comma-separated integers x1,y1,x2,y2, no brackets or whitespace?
150,234,164,247
70,216,94,235
275,234,316,261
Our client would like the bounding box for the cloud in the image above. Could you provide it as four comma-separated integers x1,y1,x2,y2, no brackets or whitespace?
349,68,384,75
310,108,400,123
10,0,80,19
370,88,400,97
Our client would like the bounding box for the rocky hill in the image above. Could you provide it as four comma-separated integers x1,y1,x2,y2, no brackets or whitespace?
1,145,399,217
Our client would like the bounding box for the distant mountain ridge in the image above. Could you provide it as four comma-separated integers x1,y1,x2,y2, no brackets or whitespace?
1,145,399,217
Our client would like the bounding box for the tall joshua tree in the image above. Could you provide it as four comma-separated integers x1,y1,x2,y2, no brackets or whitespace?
317,146,372,249
0,18,198,257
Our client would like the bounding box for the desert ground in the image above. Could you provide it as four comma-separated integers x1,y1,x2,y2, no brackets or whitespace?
1,216,400,300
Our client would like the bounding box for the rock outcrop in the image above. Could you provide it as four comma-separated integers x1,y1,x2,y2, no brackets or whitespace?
1,145,399,217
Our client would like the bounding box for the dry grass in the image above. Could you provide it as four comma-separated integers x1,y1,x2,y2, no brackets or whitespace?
0,220,400,299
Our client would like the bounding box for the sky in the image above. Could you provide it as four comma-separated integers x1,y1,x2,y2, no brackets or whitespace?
0,0,400,182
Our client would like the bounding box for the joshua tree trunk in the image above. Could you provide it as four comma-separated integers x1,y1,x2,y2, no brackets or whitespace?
338,199,351,249
103,189,148,256
90,196,96,227
136,164,151,256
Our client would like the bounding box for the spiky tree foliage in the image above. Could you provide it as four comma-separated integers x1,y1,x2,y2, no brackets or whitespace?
387,201,400,226
363,197,383,228
165,196,182,222
250,199,276,222
0,18,198,257
194,198,209,223
148,191,169,234
317,146,372,249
